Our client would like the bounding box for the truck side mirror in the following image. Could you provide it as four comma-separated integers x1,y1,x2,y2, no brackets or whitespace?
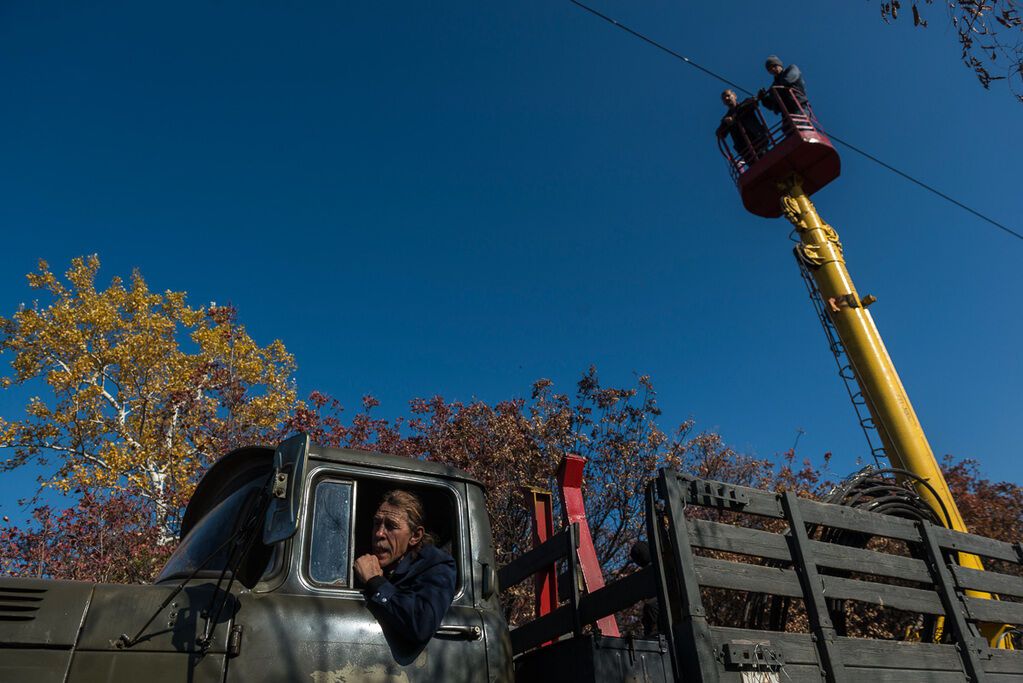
263,432,311,545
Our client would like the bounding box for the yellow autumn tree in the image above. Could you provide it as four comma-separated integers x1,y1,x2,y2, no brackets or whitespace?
0,256,296,537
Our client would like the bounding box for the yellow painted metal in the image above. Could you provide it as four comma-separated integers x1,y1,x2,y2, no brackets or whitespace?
777,178,1010,647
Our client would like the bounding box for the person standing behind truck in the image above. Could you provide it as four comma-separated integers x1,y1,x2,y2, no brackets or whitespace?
354,489,457,649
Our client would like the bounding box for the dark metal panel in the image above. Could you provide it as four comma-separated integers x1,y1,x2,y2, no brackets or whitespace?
693,556,803,597
952,565,1023,599
75,583,233,654
0,578,93,648
68,651,226,683
513,634,673,683
0,649,73,683
821,575,945,615
797,497,923,544
782,491,846,682
310,444,484,487
229,590,487,683
466,482,514,682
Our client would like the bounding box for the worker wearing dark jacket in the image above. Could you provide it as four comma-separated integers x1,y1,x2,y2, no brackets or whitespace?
355,490,458,649
716,89,769,165
759,55,807,115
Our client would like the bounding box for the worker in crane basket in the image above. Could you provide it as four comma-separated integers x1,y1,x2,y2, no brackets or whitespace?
716,88,769,166
354,489,458,650
758,55,808,118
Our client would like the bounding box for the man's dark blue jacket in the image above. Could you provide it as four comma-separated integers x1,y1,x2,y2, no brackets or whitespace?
363,544,457,648
762,64,808,113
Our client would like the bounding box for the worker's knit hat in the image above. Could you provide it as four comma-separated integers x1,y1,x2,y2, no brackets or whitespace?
765,55,783,68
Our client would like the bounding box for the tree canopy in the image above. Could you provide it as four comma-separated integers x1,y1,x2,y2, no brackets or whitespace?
0,256,295,538
878,1,1023,100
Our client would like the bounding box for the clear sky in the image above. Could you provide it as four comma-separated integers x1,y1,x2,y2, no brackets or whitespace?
1,1,1020,518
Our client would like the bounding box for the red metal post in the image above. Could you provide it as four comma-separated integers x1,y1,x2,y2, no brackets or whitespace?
523,487,559,619
556,454,621,637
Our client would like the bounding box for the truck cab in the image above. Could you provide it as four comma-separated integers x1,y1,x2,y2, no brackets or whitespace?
0,434,513,682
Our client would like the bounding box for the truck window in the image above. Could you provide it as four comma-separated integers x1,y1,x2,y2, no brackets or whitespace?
159,479,263,581
307,479,355,587
351,480,462,591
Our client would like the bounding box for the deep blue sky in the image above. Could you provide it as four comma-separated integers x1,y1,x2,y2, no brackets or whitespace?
1,1,1020,517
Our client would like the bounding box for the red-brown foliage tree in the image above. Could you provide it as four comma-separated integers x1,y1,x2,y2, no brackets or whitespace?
877,0,1023,100
0,492,172,583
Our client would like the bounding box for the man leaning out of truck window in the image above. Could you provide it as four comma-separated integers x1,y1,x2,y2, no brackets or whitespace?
354,489,457,648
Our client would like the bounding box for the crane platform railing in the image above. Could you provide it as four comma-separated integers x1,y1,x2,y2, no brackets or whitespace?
717,85,822,184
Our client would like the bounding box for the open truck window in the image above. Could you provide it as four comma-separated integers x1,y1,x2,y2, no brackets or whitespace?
303,476,463,593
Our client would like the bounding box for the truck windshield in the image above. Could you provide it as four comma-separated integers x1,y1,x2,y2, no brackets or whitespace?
158,480,262,581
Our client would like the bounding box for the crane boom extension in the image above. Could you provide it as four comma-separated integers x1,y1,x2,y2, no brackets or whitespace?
779,177,1012,647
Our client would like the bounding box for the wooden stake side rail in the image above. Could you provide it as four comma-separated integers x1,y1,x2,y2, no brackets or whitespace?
656,471,1023,682
500,471,1022,682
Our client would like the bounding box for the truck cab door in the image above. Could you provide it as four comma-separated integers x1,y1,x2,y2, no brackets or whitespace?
226,473,489,682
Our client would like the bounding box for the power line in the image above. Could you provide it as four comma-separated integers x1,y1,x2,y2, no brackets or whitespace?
568,0,1023,242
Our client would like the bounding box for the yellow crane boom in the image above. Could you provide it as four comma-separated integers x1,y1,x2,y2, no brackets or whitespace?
780,177,1011,647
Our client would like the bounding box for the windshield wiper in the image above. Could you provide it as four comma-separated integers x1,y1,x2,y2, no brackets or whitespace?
116,474,271,652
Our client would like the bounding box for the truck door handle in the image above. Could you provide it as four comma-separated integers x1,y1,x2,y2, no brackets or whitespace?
435,624,483,641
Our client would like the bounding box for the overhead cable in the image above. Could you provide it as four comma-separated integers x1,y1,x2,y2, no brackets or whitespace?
568,0,1022,242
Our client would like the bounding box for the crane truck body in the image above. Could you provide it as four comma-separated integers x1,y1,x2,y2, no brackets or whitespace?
2,433,1021,682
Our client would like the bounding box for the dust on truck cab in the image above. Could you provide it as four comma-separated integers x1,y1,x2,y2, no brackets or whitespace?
2,433,1023,682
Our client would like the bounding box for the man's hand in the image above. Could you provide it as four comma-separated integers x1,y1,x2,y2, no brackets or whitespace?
354,554,384,583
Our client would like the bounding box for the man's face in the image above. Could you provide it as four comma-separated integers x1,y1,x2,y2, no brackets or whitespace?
722,91,737,108
767,64,783,76
372,503,423,568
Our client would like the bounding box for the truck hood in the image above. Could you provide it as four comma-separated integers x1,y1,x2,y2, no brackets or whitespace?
0,577,94,648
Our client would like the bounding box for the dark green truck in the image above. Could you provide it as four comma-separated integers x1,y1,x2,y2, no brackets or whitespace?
2,433,1022,682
